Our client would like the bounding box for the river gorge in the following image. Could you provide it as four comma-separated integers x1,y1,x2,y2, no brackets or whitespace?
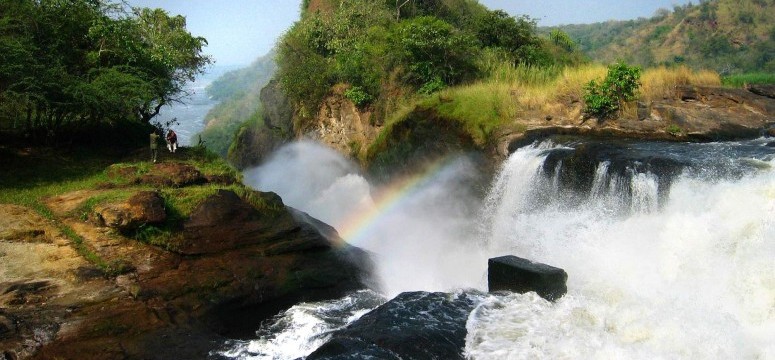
211,137,775,359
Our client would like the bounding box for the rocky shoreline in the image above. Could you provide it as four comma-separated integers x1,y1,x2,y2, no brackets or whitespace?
0,162,372,359
499,84,775,156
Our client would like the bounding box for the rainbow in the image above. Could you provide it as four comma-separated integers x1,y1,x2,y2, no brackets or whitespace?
336,155,463,247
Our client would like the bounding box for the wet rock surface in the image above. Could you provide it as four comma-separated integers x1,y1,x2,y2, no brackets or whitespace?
307,291,478,360
488,256,568,301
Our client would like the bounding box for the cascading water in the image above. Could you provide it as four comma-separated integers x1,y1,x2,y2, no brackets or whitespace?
471,139,775,359
215,138,775,359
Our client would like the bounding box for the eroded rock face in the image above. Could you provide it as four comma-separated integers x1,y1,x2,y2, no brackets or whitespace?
227,80,294,169
748,84,775,99
303,85,379,160
503,85,775,156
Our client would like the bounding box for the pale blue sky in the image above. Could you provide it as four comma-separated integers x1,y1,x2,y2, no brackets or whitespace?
127,0,691,67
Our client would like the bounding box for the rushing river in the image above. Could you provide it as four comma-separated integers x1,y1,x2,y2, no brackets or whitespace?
214,137,775,359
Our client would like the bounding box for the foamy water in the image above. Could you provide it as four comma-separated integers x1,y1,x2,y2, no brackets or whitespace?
468,141,775,359
227,139,775,359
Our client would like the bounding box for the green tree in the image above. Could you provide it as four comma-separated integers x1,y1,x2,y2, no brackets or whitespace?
397,16,479,91
0,0,210,143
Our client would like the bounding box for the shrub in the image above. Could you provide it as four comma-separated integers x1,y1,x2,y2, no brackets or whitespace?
344,86,373,106
584,62,642,118
666,124,683,136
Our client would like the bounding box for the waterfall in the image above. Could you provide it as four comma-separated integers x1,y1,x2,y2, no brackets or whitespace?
223,139,775,360
468,140,775,359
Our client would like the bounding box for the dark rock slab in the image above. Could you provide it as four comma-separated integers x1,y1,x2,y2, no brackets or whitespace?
488,255,568,301
307,291,477,360
748,84,775,99
175,189,302,255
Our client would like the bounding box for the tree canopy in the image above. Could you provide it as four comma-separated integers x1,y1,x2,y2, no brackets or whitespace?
0,0,211,143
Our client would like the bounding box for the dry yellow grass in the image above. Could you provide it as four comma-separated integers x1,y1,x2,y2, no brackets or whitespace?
641,66,721,102
394,63,722,146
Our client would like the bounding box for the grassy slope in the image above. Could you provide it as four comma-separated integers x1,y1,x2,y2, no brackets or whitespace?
367,64,722,160
0,144,252,271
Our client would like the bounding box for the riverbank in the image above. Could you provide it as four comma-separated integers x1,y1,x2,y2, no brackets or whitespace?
0,145,371,359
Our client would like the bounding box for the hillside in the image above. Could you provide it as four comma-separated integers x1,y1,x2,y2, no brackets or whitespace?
217,0,775,178
555,0,775,73
196,51,277,157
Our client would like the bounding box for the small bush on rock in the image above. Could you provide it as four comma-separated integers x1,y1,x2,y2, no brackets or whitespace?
584,62,642,119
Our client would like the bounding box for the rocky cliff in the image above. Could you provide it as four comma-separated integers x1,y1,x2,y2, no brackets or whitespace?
0,161,372,359
230,81,775,177
229,82,379,169
499,84,775,155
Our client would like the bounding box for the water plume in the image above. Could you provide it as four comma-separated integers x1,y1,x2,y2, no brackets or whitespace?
243,141,487,296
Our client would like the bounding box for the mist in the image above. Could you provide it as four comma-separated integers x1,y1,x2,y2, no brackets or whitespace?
243,141,489,296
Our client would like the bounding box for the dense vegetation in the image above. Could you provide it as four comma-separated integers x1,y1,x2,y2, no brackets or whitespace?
277,0,583,120
0,0,210,145
554,0,775,75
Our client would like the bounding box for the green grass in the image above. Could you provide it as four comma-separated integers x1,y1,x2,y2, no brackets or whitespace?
417,88,507,146
722,73,775,87
0,143,249,267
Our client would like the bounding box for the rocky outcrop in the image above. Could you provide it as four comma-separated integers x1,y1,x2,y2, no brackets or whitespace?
228,83,379,170
105,162,219,188
748,84,775,99
0,183,372,359
503,85,775,155
227,80,295,169
301,85,380,160
307,291,478,360
488,256,568,301
92,191,166,232
365,108,484,181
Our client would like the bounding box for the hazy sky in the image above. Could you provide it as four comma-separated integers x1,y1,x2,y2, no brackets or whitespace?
127,0,691,67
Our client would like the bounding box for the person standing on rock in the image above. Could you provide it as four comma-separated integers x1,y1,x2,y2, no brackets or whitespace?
150,130,160,163
166,129,178,153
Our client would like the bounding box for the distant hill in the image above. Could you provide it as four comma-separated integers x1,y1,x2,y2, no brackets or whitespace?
196,51,276,156
554,0,775,74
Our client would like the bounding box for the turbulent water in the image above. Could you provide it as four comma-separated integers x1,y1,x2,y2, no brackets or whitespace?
217,138,775,359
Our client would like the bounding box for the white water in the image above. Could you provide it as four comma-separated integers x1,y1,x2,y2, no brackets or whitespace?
230,140,775,359
244,141,488,296
468,142,775,359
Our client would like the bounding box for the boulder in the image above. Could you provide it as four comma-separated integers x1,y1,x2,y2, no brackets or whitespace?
93,191,166,232
139,162,205,187
488,255,567,301
175,189,310,255
307,291,477,360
